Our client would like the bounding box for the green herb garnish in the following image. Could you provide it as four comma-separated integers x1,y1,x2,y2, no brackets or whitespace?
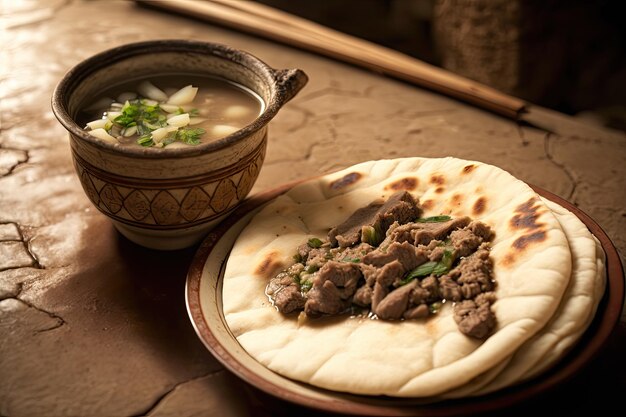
176,127,205,145
432,249,454,276
417,215,452,223
400,250,456,285
307,237,323,248
342,257,360,263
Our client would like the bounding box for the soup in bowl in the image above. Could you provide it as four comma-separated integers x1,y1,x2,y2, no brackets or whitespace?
52,40,307,250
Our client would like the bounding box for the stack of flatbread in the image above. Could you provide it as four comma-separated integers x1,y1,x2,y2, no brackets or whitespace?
222,157,606,398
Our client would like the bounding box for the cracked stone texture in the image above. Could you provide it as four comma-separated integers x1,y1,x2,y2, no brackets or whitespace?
0,1,624,416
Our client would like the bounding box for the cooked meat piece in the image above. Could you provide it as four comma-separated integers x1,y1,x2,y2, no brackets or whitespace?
328,191,420,247
421,276,439,303
461,282,483,299
382,217,470,247
375,280,417,320
306,247,331,268
409,286,430,305
305,280,348,317
439,275,463,302
469,220,493,241
449,249,494,297
266,264,304,297
274,285,306,313
371,281,389,311
317,261,362,300
449,228,483,258
352,285,372,306
337,242,374,262
475,291,497,305
359,263,378,286
428,246,446,261
297,243,312,262
369,260,407,310
403,304,429,319
374,260,405,287
453,298,496,338
363,241,428,271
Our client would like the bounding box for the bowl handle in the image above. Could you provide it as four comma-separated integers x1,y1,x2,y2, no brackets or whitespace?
273,68,308,104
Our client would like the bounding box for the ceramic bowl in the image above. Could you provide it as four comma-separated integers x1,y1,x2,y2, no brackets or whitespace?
52,40,307,250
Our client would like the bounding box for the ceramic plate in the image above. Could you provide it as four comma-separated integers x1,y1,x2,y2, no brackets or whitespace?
185,183,624,416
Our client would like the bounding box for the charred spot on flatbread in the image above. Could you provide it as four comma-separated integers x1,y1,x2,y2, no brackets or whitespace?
435,186,445,194
422,199,434,210
429,174,446,185
255,251,285,279
473,197,487,216
462,164,476,174
501,198,550,267
385,177,418,191
330,172,362,190
513,231,547,250
451,193,463,206
510,198,545,231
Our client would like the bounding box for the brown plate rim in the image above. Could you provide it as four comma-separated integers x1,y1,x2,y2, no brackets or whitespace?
185,181,624,416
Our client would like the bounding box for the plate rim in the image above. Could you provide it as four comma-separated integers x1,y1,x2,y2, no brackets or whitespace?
185,181,624,416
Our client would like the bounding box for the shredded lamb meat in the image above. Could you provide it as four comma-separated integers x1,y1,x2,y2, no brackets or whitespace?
266,191,497,339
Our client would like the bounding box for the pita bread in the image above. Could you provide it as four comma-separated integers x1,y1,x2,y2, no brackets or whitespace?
441,199,605,398
222,157,572,397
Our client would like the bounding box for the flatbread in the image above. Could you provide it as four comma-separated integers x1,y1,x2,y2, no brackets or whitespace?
441,199,606,398
222,157,572,397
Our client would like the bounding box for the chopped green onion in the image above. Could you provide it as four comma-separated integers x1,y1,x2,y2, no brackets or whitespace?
300,280,313,292
342,257,360,263
305,265,319,274
137,135,154,147
417,215,452,223
307,237,323,248
361,225,382,246
292,253,303,263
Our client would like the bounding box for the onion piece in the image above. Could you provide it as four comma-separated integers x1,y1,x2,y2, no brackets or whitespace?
159,103,181,113
86,119,110,130
166,85,198,105
88,128,118,144
122,126,138,137
223,105,250,119
151,126,178,143
188,117,207,125
137,81,168,102
167,113,190,127
141,98,159,107
212,124,239,137
106,111,122,121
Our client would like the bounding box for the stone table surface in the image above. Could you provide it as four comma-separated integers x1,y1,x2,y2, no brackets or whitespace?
1,1,624,416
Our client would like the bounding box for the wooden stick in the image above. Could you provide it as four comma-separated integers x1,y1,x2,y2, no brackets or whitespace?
137,0,527,119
